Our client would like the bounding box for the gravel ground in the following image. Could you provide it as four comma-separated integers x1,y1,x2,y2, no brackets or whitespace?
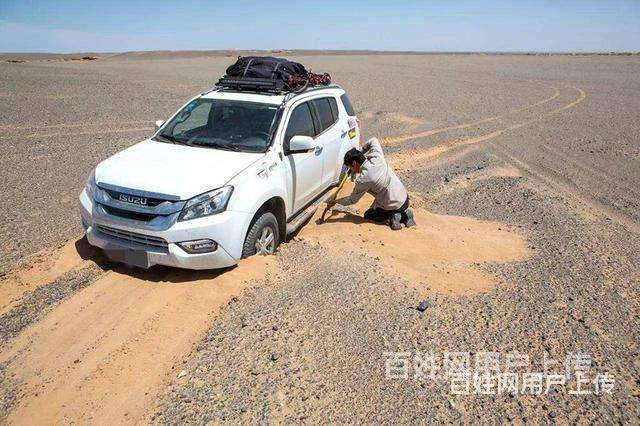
0,54,638,422
152,175,638,423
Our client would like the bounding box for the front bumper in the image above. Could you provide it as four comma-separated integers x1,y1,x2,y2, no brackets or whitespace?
79,189,251,270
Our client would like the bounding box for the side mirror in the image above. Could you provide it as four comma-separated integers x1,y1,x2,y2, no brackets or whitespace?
154,120,165,132
288,135,316,154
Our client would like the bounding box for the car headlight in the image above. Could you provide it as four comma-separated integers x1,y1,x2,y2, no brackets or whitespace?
178,186,233,221
85,170,97,199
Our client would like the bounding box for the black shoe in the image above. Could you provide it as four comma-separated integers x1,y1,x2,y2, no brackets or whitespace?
389,213,403,230
374,216,387,224
403,208,416,228
363,208,377,221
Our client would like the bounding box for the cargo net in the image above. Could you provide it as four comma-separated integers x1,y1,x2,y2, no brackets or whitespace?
284,71,331,93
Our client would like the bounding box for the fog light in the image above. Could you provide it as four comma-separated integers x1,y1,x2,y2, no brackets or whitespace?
178,239,218,254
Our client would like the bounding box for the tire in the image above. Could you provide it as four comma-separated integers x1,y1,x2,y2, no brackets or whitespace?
241,212,280,258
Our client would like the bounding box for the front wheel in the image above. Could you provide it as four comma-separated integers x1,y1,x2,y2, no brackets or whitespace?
241,212,280,258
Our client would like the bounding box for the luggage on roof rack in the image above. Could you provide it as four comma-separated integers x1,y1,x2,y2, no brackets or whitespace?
216,56,331,94
225,56,308,81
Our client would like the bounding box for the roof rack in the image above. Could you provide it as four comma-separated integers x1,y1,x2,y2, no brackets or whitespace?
216,76,285,94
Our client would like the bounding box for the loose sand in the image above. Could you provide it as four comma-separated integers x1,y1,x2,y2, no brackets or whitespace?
301,182,530,295
2,254,274,424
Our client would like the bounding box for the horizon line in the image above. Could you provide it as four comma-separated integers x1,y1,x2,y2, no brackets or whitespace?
2,48,639,56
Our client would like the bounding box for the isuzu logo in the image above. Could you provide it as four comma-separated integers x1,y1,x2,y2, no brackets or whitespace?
119,193,148,205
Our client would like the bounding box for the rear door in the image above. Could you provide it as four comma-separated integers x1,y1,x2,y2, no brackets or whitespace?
282,101,324,213
310,97,343,185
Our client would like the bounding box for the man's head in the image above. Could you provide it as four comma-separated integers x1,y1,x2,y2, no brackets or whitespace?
344,148,366,174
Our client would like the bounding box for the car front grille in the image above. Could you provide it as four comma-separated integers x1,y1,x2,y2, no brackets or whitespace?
102,205,158,222
96,225,168,249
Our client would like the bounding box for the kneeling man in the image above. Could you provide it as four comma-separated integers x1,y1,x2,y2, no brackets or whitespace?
332,138,415,230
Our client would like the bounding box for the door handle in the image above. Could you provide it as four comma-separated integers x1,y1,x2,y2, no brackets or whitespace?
314,145,323,154
341,130,348,138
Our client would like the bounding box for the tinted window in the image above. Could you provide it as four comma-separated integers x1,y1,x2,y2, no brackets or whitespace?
328,97,339,121
312,98,336,133
284,103,316,145
340,93,355,116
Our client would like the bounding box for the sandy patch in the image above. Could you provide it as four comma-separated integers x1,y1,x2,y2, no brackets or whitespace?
0,239,96,315
2,255,275,424
388,130,505,171
299,182,530,295
361,111,425,127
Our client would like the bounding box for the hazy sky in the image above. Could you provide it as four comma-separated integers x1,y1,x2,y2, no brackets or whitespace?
1,0,639,53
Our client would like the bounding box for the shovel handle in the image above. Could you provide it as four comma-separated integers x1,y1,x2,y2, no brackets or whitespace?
320,171,350,223
329,171,350,204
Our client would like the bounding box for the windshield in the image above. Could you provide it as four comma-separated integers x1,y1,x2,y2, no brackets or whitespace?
154,98,279,153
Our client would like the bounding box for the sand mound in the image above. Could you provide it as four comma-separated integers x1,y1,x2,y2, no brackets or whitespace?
299,182,530,295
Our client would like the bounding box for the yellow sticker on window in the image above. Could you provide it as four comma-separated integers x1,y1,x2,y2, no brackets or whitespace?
348,129,357,139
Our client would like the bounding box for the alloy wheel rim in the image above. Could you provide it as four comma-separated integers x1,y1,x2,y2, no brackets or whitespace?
255,226,275,255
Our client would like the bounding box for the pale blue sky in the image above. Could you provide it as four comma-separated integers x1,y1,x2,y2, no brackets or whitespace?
1,0,639,53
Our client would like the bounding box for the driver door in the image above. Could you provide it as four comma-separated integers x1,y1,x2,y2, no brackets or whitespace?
282,101,323,213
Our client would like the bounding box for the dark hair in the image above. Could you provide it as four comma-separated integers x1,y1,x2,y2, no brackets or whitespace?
344,148,366,166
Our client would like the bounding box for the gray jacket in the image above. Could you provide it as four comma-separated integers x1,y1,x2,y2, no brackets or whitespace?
336,138,408,210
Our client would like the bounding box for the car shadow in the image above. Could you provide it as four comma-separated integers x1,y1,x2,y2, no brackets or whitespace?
74,236,235,283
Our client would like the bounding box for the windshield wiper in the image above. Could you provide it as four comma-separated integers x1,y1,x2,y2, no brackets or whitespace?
189,140,241,151
154,134,182,145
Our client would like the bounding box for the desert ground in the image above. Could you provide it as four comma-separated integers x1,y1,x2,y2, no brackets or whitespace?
0,53,638,423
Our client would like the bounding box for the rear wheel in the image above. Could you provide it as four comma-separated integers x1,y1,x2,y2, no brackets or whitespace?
241,212,280,258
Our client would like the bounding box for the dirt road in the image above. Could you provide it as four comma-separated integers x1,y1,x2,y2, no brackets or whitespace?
0,54,638,423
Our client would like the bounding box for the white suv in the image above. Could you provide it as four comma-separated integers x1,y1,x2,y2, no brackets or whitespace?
79,84,360,269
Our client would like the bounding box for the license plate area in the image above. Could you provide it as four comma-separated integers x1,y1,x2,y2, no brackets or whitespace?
104,248,151,269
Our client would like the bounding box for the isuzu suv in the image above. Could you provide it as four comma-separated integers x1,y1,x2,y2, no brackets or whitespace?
79,84,360,269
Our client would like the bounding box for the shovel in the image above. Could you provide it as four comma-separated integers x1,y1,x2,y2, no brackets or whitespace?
320,171,351,223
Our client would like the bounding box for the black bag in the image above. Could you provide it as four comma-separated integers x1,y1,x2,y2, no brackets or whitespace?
225,56,308,81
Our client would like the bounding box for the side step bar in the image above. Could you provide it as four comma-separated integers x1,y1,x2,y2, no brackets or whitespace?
285,188,337,236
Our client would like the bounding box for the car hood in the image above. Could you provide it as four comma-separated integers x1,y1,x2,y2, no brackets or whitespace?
95,139,263,199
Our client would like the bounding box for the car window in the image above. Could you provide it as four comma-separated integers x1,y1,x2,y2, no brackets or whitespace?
172,101,213,135
311,98,336,133
340,93,356,116
328,97,339,121
284,102,316,145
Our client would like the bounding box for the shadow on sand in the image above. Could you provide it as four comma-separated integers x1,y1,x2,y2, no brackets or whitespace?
74,236,235,284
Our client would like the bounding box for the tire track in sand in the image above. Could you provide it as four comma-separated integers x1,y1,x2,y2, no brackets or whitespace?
385,86,638,233
380,82,560,145
1,255,275,424
0,239,103,316
386,86,586,170
491,145,640,234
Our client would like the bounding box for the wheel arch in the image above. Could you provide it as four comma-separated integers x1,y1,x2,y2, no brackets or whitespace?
245,195,287,244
